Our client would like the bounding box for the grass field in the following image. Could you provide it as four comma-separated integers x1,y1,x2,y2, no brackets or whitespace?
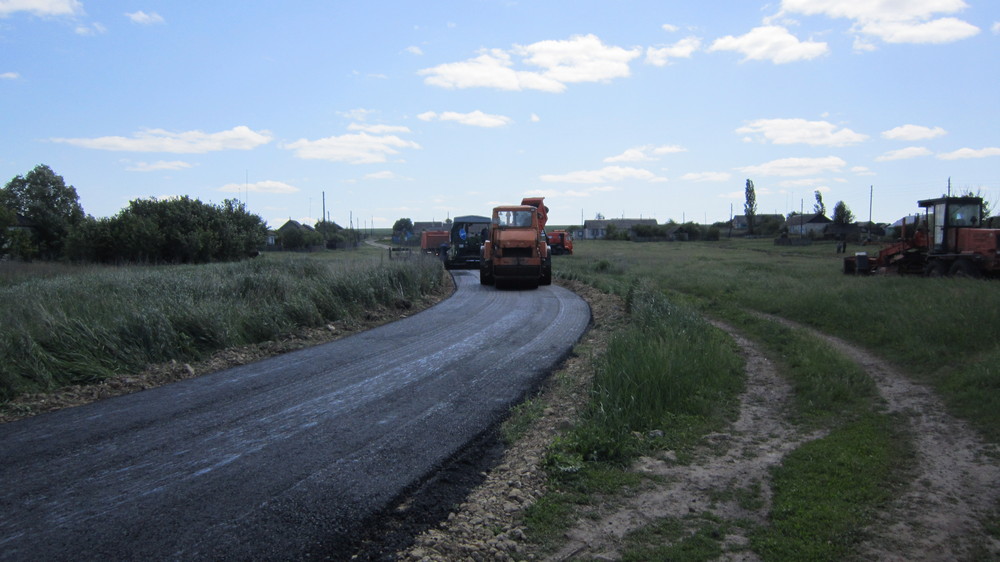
522,237,1000,560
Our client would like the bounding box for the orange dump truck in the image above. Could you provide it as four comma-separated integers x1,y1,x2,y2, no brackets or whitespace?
420,230,450,255
547,230,574,255
480,199,551,289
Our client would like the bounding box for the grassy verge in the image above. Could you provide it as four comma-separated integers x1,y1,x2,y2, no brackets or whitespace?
523,278,745,546
0,251,445,400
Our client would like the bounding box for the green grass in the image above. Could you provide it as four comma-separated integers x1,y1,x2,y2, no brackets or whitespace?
751,413,911,561
0,250,445,400
555,239,1000,441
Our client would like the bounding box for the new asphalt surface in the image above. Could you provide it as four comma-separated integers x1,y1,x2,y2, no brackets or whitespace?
0,270,590,560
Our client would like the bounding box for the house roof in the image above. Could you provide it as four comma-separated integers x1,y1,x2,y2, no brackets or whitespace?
786,213,831,227
277,219,315,232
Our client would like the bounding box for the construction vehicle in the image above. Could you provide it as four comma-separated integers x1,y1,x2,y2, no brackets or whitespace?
420,230,450,255
480,198,552,288
444,215,491,269
844,196,1000,277
547,230,574,255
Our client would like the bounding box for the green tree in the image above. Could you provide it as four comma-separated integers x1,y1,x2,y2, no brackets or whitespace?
832,201,855,226
744,179,757,235
814,190,827,216
392,218,413,234
1,164,85,260
0,205,15,254
64,197,266,264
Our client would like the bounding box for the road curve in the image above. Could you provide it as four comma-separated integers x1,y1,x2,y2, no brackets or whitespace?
0,270,590,560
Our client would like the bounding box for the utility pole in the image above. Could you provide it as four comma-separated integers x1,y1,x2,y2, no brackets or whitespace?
868,185,873,226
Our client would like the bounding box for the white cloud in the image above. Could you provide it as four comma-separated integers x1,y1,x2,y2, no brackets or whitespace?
853,37,878,52
541,165,667,184
881,124,947,141
1,71,19,80
851,166,876,176
339,108,375,121
681,171,732,182
126,160,192,172
737,118,868,146
348,123,411,134
738,156,847,176
0,0,82,17
75,22,106,35
404,45,423,55
860,17,979,43
876,147,934,161
937,147,1000,160
219,180,299,194
417,110,512,128
126,11,164,25
604,144,686,163
661,24,680,33
780,0,979,44
645,37,701,66
419,34,641,92
993,22,1000,34
530,113,540,122
52,126,272,153
708,26,828,64
284,132,420,164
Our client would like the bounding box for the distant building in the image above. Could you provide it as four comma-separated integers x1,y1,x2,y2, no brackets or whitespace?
575,218,658,240
785,213,832,236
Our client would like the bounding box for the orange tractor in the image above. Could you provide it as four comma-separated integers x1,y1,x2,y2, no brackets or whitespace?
844,196,1000,277
480,197,552,288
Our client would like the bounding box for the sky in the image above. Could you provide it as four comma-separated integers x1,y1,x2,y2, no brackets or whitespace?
1,0,998,229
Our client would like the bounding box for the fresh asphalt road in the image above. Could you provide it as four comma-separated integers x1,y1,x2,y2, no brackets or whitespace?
0,270,590,560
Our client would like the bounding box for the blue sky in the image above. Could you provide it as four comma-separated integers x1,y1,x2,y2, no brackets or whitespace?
2,1,998,229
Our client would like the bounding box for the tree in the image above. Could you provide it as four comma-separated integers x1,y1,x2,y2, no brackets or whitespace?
64,196,267,264
392,218,413,234
744,179,757,235
832,201,854,226
0,205,14,254
813,190,827,216
1,164,85,260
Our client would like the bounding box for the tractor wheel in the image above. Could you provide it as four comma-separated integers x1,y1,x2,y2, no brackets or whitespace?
480,263,495,285
949,259,982,278
925,260,949,277
540,259,552,286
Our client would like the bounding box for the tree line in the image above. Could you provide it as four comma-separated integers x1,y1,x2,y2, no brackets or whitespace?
1,164,269,264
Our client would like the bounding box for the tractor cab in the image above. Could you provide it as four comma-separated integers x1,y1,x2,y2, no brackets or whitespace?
918,196,983,254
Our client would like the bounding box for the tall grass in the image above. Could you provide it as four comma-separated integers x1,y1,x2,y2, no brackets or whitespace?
0,253,444,400
547,279,744,467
